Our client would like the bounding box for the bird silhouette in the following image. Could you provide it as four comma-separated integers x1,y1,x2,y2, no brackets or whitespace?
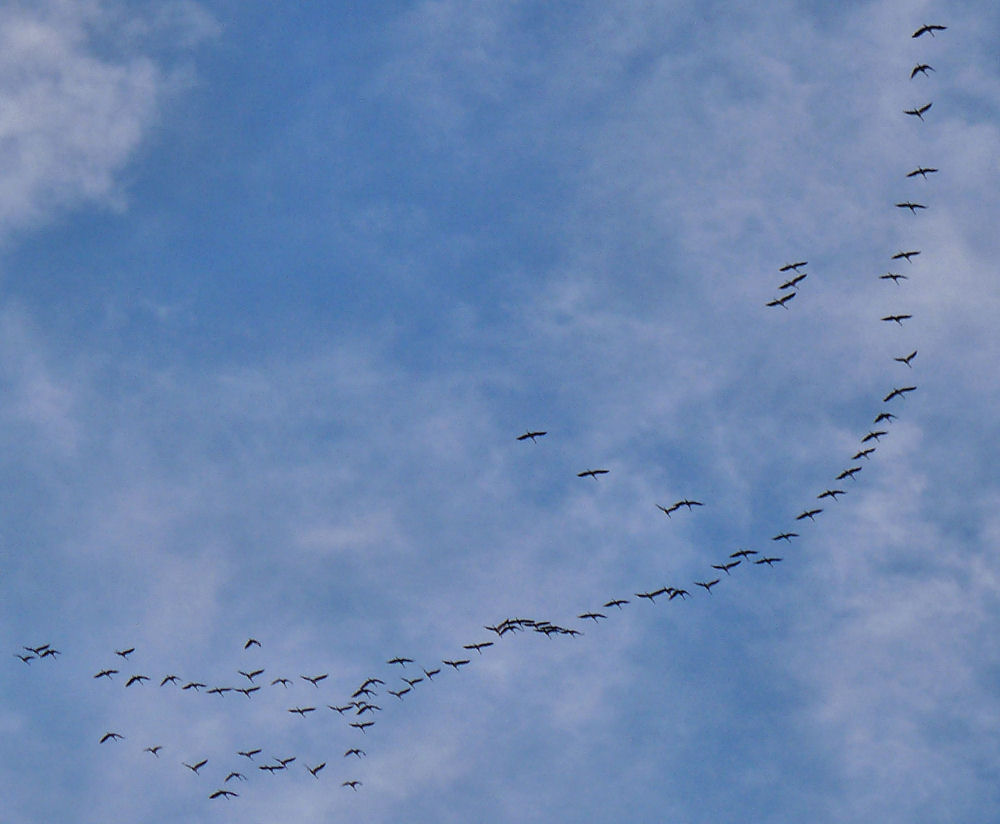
184,759,208,774
880,272,908,283
577,469,609,479
99,732,124,744
779,272,807,290
779,261,808,272
243,638,261,650
912,23,946,38
910,63,935,78
114,648,135,660
906,167,937,179
306,762,326,778
894,350,917,367
895,201,927,212
766,292,796,309
517,430,547,442
695,579,720,593
818,489,845,500
883,386,917,402
892,250,921,262
712,560,741,575
904,102,932,120
237,749,261,759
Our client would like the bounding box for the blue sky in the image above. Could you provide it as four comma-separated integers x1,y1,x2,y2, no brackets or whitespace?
2,1,999,822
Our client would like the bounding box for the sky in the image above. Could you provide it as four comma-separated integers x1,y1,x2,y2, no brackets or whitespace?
1,1,999,822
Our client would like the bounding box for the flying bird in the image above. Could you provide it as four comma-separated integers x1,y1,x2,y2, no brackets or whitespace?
695,579,720,593
906,166,937,179
306,762,326,778
243,638,261,650
271,677,292,687
779,261,808,272
423,667,441,680
181,681,206,691
577,469,609,479
160,675,179,686
239,669,264,682
114,648,135,660
387,657,414,667
880,272,908,283
862,430,887,443
603,598,630,609
657,503,681,518
209,789,238,800
796,508,823,521
345,748,366,758
443,659,471,670
289,706,316,716
578,612,607,622
184,759,208,774
910,63,935,78
818,489,846,500
225,771,246,783
894,350,917,367
125,674,149,687
912,23,947,38
773,532,798,542
895,201,927,212
873,412,897,424
779,272,807,290
883,386,917,402
712,560,741,575
517,430,547,442
837,466,862,481
463,642,494,654
891,250,920,262
766,292,796,309
237,749,262,759
14,653,34,664
301,673,328,687
881,314,912,325
93,669,118,680
904,102,932,120
852,447,876,460
755,557,783,566
236,686,261,698
144,746,162,757
730,549,757,559
99,732,124,744
350,721,374,733
342,781,362,790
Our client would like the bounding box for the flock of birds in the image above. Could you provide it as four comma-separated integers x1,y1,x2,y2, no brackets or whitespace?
11,21,946,809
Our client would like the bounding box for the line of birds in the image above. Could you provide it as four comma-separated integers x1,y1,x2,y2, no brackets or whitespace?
10,21,946,807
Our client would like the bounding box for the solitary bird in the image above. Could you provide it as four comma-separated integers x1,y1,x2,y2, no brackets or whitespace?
912,23,947,38
891,250,920,262
906,166,938,179
895,350,917,367
896,201,927,212
904,102,932,120
577,468,609,479
881,314,913,325
517,431,547,442
910,63,935,78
